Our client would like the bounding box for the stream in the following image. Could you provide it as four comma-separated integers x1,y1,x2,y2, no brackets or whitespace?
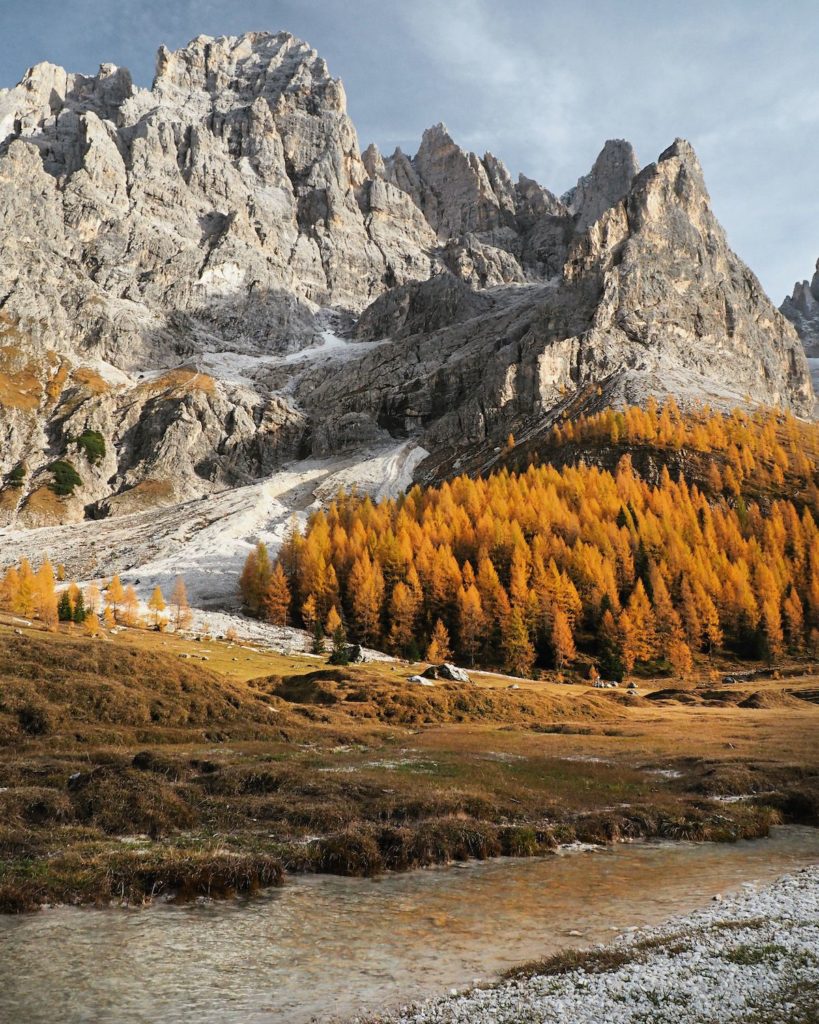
3,825,819,1024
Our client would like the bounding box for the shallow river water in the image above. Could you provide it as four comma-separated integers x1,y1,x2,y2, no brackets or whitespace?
3,826,819,1024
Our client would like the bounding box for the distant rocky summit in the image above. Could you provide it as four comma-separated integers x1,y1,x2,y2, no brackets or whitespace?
0,30,811,525
781,260,819,356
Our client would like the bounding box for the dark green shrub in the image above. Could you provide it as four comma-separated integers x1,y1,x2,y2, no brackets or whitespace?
48,460,82,496
7,463,25,487
328,645,352,666
74,430,106,465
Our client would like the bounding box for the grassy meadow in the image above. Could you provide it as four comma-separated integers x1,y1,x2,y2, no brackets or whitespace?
0,612,817,911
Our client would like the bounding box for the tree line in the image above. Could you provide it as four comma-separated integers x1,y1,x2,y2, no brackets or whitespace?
0,561,193,634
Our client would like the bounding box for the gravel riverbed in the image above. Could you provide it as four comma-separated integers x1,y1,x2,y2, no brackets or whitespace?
367,866,819,1024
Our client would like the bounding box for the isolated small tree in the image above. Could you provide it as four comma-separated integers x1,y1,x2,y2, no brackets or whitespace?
106,575,125,621
239,542,272,616
148,586,167,629
41,590,59,631
122,585,140,627
170,576,192,631
15,559,37,618
84,584,101,616
84,612,101,637
103,605,116,629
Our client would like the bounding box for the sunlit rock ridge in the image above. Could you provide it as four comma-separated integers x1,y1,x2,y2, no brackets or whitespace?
0,30,811,525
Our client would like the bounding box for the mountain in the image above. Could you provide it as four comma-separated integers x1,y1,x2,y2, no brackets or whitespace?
782,260,819,357
0,30,811,536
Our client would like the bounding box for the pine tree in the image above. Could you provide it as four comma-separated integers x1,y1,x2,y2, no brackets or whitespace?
550,607,576,669
667,637,694,678
84,612,101,637
501,609,536,678
170,577,192,631
349,552,384,645
106,575,125,621
626,580,657,662
72,590,87,624
262,564,291,626
426,619,452,663
1,566,20,612
147,586,166,629
617,610,638,674
388,581,419,655
783,586,805,651
760,598,784,663
301,594,319,632
41,588,59,630
456,584,484,665
121,585,139,627
239,542,272,615
325,605,342,639
599,609,625,681
36,560,56,620
15,559,36,618
57,591,73,622
311,621,326,655
85,584,101,616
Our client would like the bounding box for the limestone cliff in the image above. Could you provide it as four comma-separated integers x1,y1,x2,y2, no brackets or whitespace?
0,32,811,525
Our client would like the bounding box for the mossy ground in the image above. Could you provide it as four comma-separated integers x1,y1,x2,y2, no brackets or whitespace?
0,614,816,911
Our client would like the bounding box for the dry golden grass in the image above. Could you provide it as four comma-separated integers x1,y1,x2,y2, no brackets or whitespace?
0,346,43,411
138,368,216,397
103,478,176,512
0,619,816,911
44,357,70,404
0,488,20,512
18,484,67,523
69,366,110,395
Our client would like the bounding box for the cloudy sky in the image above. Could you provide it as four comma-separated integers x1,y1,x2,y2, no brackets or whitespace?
1,0,816,301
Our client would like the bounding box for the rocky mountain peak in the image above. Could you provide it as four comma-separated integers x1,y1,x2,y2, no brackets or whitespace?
153,31,344,113
781,258,819,357
564,138,639,232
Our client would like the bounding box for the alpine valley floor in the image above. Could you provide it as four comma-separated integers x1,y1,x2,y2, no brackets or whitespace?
0,613,817,913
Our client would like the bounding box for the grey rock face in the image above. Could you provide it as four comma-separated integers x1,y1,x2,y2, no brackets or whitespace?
299,139,811,478
0,33,811,526
563,139,640,232
781,259,819,356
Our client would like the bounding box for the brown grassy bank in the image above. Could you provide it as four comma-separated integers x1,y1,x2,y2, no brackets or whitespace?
0,623,817,912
